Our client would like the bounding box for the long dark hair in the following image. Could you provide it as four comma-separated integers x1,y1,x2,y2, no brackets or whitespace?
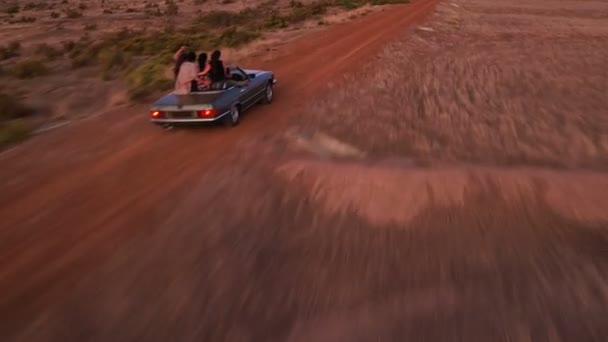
184,51,196,62
211,49,221,62
174,51,197,79
197,52,208,70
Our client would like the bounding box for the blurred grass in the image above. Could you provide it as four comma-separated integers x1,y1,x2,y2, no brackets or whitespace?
0,93,33,149
0,121,30,149
3,0,411,103
11,60,49,79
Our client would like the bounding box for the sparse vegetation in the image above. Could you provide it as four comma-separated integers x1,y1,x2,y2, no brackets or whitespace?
0,94,33,148
0,42,21,60
16,16,37,23
98,48,131,79
5,4,20,14
64,8,83,18
11,60,49,79
214,28,260,48
0,0,414,115
0,93,34,121
0,120,30,148
125,55,173,100
35,43,63,60
165,0,179,15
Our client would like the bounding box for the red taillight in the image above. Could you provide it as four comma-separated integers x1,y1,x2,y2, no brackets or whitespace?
151,110,161,118
198,109,217,118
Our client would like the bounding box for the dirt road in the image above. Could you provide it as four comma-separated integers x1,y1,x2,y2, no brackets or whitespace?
2,0,607,340
0,1,439,340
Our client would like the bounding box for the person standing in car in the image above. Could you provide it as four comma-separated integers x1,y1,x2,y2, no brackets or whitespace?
208,50,228,86
174,51,198,95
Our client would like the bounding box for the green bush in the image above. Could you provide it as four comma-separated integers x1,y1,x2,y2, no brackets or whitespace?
11,60,49,79
98,48,131,78
341,0,365,9
125,55,174,101
0,121,30,149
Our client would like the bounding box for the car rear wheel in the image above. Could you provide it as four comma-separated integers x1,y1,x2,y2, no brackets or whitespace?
262,83,273,104
223,105,240,127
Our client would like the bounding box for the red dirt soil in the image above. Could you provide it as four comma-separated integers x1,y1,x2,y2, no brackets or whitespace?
0,0,438,339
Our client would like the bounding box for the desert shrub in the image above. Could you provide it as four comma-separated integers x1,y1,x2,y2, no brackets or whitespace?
23,2,49,11
193,0,207,4
35,43,63,59
98,48,131,76
125,55,173,101
6,4,20,14
341,0,365,9
61,40,76,52
11,60,49,79
287,1,329,23
369,0,409,4
15,16,37,23
213,28,260,48
84,23,97,31
0,42,21,60
197,10,243,28
78,2,87,10
0,121,30,148
144,7,161,16
64,8,83,18
70,44,101,68
0,93,34,120
165,0,178,15
50,11,60,18
264,10,288,28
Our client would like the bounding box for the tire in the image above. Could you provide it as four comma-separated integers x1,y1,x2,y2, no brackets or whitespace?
262,83,274,104
223,105,240,127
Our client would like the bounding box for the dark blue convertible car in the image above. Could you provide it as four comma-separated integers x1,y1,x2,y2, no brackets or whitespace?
150,65,276,127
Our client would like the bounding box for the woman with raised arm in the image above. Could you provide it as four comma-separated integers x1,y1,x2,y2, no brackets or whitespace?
174,51,199,95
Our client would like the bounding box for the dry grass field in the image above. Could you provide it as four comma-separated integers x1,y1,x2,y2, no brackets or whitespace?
0,0,404,148
302,0,608,168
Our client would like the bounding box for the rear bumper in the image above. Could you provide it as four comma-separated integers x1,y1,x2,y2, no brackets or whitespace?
150,110,230,123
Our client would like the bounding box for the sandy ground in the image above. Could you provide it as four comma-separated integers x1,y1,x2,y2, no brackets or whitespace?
1,0,608,341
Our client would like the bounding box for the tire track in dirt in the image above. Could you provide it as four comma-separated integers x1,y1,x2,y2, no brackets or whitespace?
0,0,439,335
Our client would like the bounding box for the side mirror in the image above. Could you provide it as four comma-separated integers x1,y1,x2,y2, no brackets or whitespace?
248,73,256,79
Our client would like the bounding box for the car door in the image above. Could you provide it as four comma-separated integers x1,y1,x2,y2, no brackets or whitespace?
230,67,262,110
